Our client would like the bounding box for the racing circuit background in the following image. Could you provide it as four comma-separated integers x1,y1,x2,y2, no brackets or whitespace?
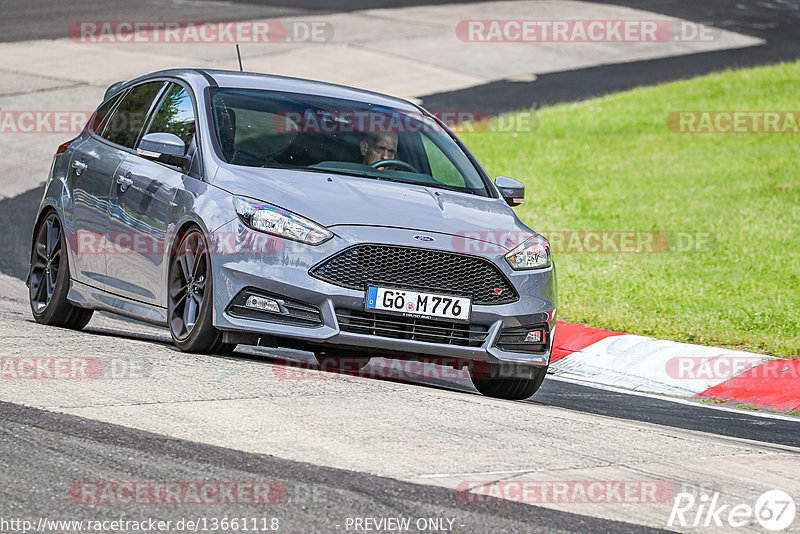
0,1,799,533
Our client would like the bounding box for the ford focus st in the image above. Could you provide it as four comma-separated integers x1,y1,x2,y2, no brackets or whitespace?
28,69,556,400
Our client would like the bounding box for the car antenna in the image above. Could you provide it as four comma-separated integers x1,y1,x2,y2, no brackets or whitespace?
236,44,243,72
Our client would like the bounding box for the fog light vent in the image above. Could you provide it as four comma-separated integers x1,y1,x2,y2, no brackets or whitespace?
524,330,543,343
227,288,323,327
496,324,549,354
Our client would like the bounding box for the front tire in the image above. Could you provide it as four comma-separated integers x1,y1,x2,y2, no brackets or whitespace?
470,362,547,400
168,228,235,354
29,211,93,329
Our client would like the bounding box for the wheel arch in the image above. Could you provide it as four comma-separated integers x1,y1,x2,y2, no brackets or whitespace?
168,217,210,255
162,215,213,305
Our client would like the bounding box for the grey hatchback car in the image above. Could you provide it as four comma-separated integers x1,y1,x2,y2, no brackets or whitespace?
28,69,556,400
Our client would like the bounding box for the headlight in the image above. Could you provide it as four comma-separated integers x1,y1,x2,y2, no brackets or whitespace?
505,236,551,270
233,196,333,245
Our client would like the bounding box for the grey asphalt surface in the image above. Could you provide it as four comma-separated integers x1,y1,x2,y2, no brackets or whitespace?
420,0,800,113
0,0,480,43
532,380,800,448
0,401,666,534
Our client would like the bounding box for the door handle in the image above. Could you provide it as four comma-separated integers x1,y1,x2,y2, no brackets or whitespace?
72,160,87,176
116,172,133,192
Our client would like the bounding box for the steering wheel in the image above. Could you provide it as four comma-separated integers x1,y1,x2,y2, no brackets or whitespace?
370,159,419,173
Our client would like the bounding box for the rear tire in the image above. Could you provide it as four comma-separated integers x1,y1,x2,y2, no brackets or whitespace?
470,362,547,400
167,228,235,355
29,211,93,329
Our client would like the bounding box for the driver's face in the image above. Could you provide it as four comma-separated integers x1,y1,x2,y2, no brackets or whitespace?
361,134,398,166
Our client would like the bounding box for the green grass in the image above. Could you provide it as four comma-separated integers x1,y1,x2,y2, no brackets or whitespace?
460,61,800,358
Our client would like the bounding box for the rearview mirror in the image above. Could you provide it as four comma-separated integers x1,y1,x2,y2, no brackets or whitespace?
495,176,525,206
137,132,190,169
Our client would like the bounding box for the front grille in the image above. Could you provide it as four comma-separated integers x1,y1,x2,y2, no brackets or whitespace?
337,309,489,347
310,245,518,305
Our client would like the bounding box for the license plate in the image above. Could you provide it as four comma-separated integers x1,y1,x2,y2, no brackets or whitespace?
365,286,471,321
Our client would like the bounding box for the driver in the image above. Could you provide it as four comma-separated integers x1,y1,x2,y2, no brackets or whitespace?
360,132,398,166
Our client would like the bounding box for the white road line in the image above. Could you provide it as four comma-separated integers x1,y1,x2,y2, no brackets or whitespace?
419,468,544,479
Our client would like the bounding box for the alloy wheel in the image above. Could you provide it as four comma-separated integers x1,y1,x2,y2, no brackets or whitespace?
29,213,62,313
169,231,209,340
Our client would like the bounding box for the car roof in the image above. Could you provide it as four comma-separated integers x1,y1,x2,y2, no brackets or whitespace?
132,68,421,112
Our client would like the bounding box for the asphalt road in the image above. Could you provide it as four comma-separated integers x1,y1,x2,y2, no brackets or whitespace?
0,186,41,280
421,0,800,113
0,275,798,532
0,0,481,43
0,401,669,534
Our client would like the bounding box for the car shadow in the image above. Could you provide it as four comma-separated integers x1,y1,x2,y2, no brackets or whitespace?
23,315,545,401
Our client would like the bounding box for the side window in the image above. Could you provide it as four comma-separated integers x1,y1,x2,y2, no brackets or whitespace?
146,84,196,147
421,136,466,188
101,82,165,148
88,92,124,134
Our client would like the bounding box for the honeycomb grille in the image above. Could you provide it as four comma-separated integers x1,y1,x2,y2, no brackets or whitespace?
310,245,518,305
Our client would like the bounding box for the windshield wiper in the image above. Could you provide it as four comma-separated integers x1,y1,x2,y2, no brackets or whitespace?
336,172,474,195
419,182,474,194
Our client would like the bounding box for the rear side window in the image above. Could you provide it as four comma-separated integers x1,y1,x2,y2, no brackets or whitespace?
146,84,196,147
87,92,124,134
101,82,165,148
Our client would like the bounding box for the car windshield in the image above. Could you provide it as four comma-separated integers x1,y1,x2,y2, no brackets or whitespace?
209,88,488,196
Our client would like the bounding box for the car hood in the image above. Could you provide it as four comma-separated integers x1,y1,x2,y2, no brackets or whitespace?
213,166,535,251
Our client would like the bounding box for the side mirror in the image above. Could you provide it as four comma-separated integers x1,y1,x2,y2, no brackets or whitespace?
495,176,525,206
138,132,190,169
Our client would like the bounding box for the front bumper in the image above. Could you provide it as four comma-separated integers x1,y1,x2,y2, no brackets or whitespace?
210,221,557,367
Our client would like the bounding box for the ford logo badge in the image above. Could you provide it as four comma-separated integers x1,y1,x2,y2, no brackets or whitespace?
413,235,435,242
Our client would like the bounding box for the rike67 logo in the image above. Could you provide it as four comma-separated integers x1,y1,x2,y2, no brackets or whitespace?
669,489,796,531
